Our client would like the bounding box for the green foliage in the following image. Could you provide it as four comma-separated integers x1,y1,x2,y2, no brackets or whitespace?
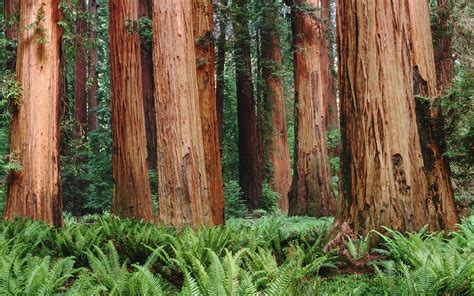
260,182,280,213
224,180,246,219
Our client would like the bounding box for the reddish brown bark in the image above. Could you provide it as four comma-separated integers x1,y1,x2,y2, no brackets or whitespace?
335,0,459,235
432,0,454,93
260,0,291,213
138,0,157,169
232,0,263,211
215,0,228,144
288,0,336,217
153,0,214,227
88,0,99,132
109,0,155,221
192,0,225,225
74,0,87,138
4,1,63,227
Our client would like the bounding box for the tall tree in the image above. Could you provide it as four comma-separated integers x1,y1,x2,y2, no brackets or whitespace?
192,0,225,225
109,0,155,221
336,0,459,235
74,0,87,138
215,0,228,144
138,0,157,169
260,0,291,213
232,0,262,211
153,0,213,227
4,0,19,70
288,0,336,217
88,0,99,132
4,1,63,226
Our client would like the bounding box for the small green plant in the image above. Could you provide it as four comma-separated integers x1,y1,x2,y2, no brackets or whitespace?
24,4,48,45
260,182,280,213
0,74,22,109
224,180,246,219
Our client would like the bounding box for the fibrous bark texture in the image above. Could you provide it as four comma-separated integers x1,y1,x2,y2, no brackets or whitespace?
74,0,87,139
109,0,155,221
432,0,454,93
193,0,225,225
232,0,262,211
4,1,63,227
153,0,213,227
336,0,459,235
288,0,336,217
88,0,99,132
261,0,291,213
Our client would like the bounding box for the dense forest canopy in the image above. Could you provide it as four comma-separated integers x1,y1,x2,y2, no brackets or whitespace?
0,0,472,294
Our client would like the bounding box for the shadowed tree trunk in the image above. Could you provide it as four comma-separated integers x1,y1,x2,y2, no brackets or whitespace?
192,0,225,225
4,0,19,70
4,0,63,226
232,0,263,211
74,0,87,138
88,0,99,132
109,0,155,221
139,0,157,169
153,0,213,227
260,0,292,213
335,0,459,236
288,0,336,217
215,0,228,145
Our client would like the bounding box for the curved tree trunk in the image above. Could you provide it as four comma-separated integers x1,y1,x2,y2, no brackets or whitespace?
88,0,99,132
153,0,213,227
192,0,225,225
4,1,63,227
109,0,155,221
261,0,292,213
288,0,336,217
74,0,87,139
335,0,458,235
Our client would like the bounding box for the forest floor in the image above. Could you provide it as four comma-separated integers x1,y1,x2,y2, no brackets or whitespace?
0,213,473,295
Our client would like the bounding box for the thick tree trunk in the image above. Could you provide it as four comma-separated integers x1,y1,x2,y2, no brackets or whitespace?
153,0,213,227
109,0,155,221
335,0,459,235
4,0,19,70
288,0,336,217
432,0,454,94
232,0,262,211
88,0,99,132
139,0,157,169
215,0,228,144
261,0,291,213
4,1,63,227
192,0,225,225
74,0,87,139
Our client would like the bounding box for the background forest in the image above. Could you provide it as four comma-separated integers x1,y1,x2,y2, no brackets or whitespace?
0,0,473,295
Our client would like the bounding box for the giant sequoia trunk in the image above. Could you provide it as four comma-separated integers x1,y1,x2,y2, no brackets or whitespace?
232,0,262,210
139,0,157,169
4,0,19,70
261,0,291,213
74,0,87,139
153,0,213,227
288,0,336,217
4,1,63,226
336,0,459,235
88,0,99,132
109,1,155,221
192,0,225,225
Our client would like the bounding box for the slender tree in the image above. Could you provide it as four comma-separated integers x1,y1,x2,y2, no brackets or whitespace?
260,0,292,213
109,0,155,221
215,0,228,144
74,0,87,138
4,0,19,70
153,0,213,227
232,0,262,210
288,0,336,217
192,0,225,225
88,0,99,132
4,1,63,226
336,0,459,235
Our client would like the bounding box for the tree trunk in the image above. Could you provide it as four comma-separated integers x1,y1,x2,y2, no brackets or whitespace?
4,0,19,71
260,0,291,213
288,0,336,217
4,1,63,227
215,0,228,145
232,0,262,211
138,0,157,169
335,0,459,235
192,0,225,225
109,0,155,221
74,0,88,139
153,0,213,227
88,0,99,132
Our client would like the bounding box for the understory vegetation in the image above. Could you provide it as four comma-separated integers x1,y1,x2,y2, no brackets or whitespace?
0,214,473,295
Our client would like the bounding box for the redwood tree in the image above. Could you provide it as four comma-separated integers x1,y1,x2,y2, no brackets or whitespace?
215,0,228,144
4,0,19,70
109,0,155,221
260,0,292,213
153,0,213,227
74,0,87,138
336,0,459,235
4,1,63,226
88,0,99,132
288,0,336,217
232,0,262,210
193,0,225,225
